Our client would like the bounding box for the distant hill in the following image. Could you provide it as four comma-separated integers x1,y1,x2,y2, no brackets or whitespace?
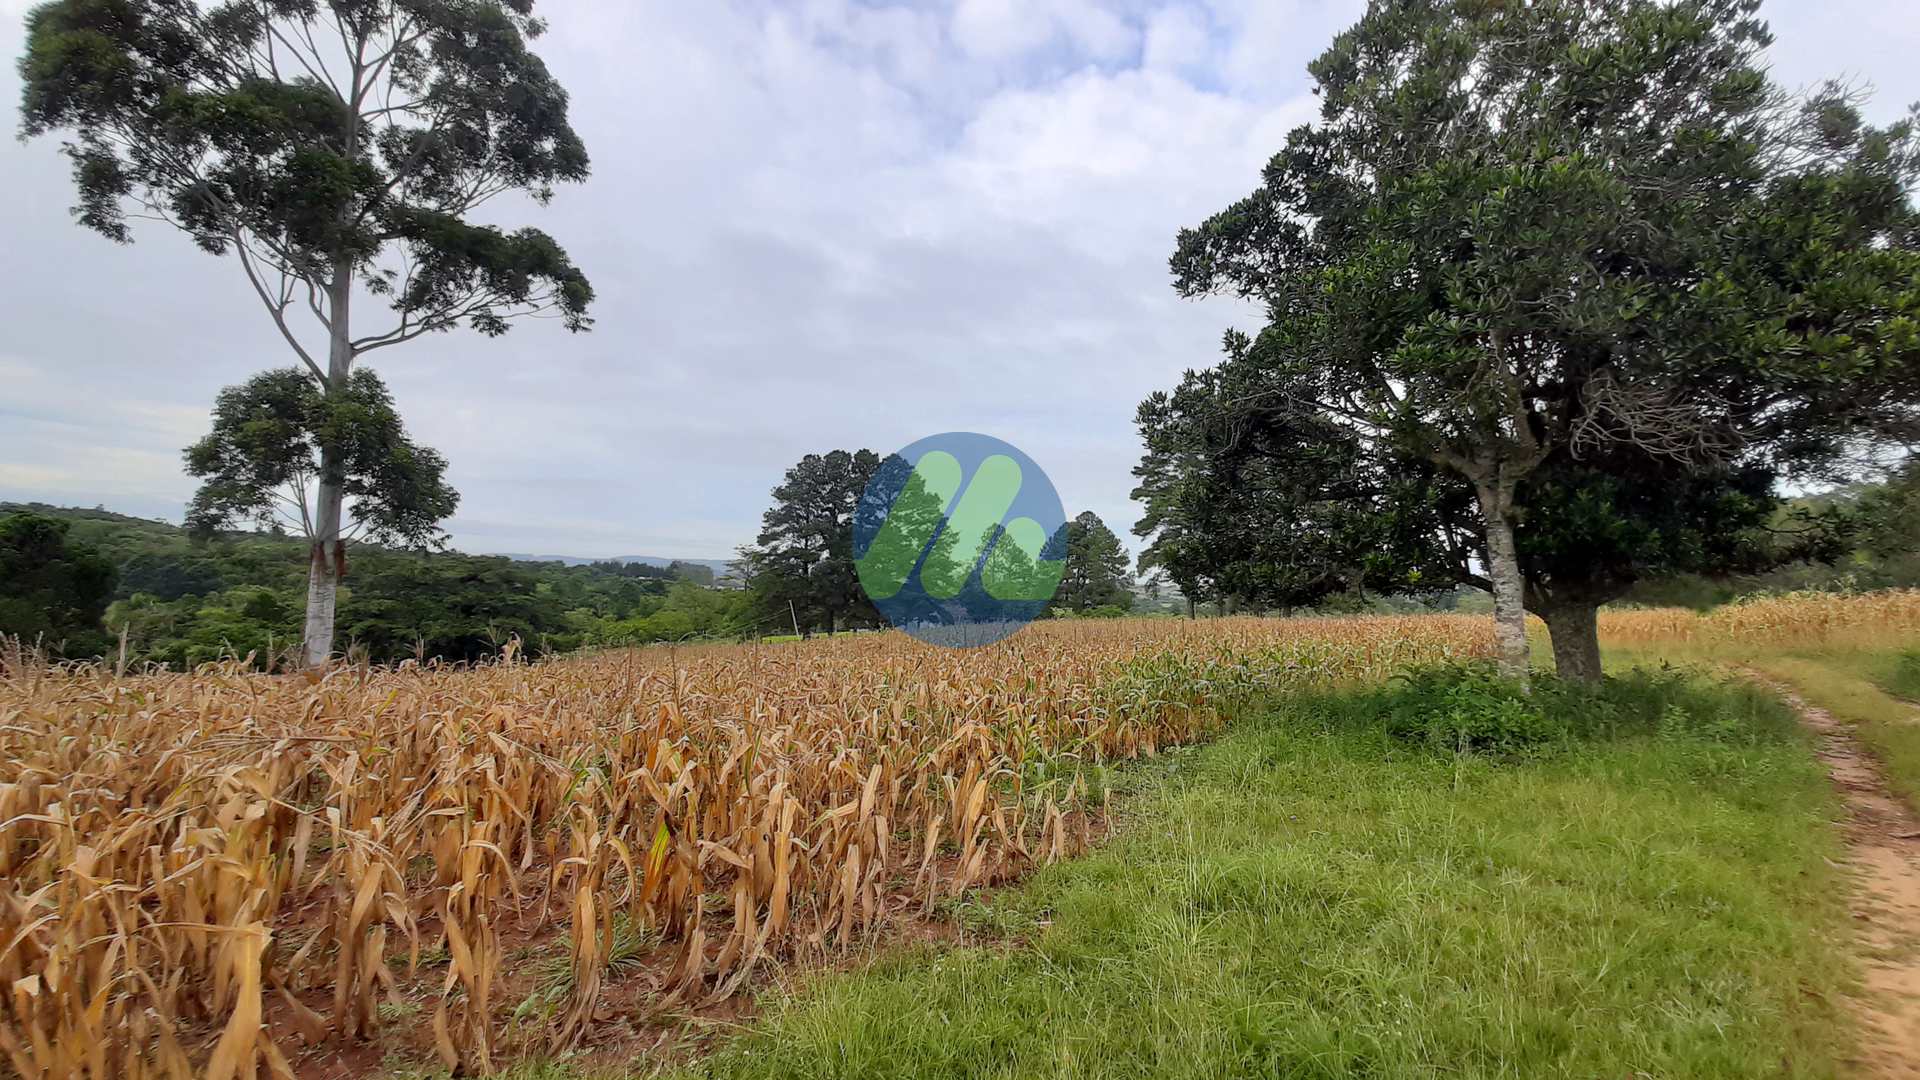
0,504,741,578
492,553,736,576
0,501,754,665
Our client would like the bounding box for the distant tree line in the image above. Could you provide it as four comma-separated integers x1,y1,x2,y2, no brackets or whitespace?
1,469,1152,662
0,504,751,667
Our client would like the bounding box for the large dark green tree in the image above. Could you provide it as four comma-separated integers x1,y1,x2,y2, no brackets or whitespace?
742,449,883,636
1052,511,1132,613
1135,342,1851,681
1168,0,1920,682
1136,337,1475,617
0,511,117,657
19,0,594,666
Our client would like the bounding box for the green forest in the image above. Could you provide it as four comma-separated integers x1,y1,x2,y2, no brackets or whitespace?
0,502,754,667
0,479,1157,667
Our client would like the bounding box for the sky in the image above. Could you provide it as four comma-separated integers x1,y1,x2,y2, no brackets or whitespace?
3,0,1919,561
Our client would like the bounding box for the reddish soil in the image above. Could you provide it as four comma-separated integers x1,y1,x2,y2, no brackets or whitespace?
1762,676,1920,1078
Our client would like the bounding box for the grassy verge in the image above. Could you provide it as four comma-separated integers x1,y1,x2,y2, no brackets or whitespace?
654,670,1848,1080
1866,647,1920,703
1743,650,1920,810
1605,633,1920,811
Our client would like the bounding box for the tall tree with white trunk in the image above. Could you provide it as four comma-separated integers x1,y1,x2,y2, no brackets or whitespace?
182,366,462,662
19,0,594,667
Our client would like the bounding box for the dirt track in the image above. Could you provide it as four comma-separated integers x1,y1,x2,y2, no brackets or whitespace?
1762,676,1920,1077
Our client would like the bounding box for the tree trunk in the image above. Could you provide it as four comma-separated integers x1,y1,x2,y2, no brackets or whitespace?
301,474,341,669
301,261,354,669
1476,485,1531,686
1185,596,1195,620
1541,600,1603,684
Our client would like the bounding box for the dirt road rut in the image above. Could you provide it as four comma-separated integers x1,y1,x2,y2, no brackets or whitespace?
1763,676,1920,1077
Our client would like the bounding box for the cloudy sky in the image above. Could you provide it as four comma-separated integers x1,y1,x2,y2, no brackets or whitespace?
3,0,1918,560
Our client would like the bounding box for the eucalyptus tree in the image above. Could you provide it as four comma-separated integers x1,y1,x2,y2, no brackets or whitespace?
1171,0,1920,682
184,365,458,562
20,0,595,666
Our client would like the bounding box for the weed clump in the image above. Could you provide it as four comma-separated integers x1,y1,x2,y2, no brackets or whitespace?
1874,648,1920,702
1382,663,1566,753
1374,662,1799,756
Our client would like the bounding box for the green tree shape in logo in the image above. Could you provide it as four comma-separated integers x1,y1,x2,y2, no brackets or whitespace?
856,452,1065,604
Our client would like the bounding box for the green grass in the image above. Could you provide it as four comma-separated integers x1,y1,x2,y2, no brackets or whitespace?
1606,634,1920,811
662,672,1849,1080
1744,650,1920,810
1871,648,1920,703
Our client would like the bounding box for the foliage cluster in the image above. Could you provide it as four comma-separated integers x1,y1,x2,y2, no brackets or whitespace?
1049,510,1133,614
0,511,116,656
1627,459,1920,605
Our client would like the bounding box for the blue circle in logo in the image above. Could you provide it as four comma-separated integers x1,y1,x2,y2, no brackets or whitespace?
853,432,1067,647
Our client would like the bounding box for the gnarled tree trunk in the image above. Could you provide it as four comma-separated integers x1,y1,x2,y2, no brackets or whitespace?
1476,484,1531,686
1540,600,1602,684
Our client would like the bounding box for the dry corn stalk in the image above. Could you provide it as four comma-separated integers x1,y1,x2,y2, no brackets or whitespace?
0,614,1494,1069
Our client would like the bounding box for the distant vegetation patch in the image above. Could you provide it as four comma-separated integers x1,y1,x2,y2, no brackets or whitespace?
1873,648,1920,702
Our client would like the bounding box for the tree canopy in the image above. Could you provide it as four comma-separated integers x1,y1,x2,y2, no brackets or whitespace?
1160,0,1920,680
184,366,458,550
19,0,594,352
1053,511,1132,614
0,512,117,657
742,449,884,636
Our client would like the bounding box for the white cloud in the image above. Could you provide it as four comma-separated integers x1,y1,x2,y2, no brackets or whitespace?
1,0,1913,560
951,0,1055,60
950,0,1139,64
1142,5,1213,75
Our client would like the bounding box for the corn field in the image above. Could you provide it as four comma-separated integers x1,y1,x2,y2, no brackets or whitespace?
0,615,1487,1078
1598,589,1920,649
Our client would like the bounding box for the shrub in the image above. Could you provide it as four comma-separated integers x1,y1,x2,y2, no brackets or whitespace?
1373,662,1798,756
1382,663,1567,753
